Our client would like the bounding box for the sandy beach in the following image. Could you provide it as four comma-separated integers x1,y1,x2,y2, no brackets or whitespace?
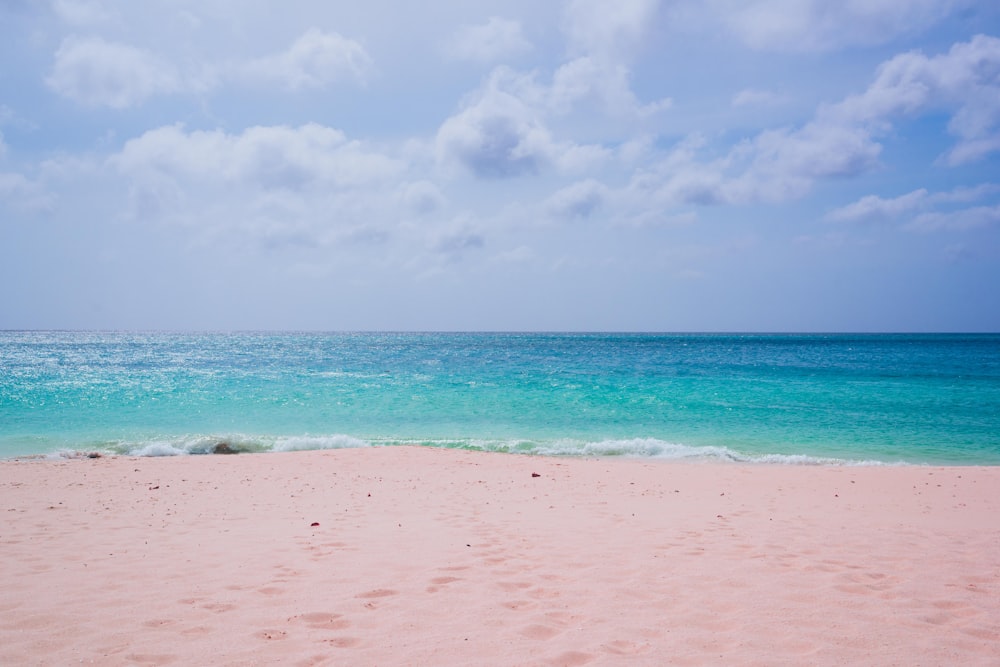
1,447,998,666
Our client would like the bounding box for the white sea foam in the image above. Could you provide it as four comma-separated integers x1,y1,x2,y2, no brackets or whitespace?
467,437,892,465
130,442,190,457
75,432,897,465
271,434,369,452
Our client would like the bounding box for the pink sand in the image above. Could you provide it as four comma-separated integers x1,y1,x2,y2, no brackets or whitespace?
2,447,998,665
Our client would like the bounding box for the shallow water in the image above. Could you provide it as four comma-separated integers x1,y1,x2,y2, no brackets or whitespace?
2,332,998,464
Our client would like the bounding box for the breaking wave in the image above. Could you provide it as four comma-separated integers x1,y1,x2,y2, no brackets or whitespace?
45,434,896,465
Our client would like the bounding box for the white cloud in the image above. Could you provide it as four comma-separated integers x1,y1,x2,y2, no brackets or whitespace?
550,56,672,117
905,204,1000,232
400,180,446,216
114,123,401,190
545,178,609,219
238,28,373,90
447,17,531,63
623,35,1000,210
563,0,660,58
554,0,668,118
727,122,882,201
828,34,1000,165
436,82,557,179
0,172,53,211
46,36,180,108
52,0,113,26
709,0,965,52
929,183,1000,203
623,119,882,210
103,127,423,257
827,189,930,222
430,224,486,256
0,172,31,197
434,68,614,179
827,183,1000,233
46,28,373,108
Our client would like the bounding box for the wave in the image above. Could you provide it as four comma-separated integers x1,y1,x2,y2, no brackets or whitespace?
42,433,896,466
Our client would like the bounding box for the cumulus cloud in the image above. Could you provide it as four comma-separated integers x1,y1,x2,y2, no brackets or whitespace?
708,0,965,52
447,17,531,63
436,82,557,179
623,118,882,210
552,0,669,118
113,123,401,189
622,34,1000,211
46,28,372,108
828,34,1000,165
238,28,373,90
727,122,882,201
105,123,433,253
434,67,614,179
827,189,930,222
46,36,180,108
550,56,671,117
433,53,663,182
545,178,609,219
827,183,1000,233
905,205,1000,232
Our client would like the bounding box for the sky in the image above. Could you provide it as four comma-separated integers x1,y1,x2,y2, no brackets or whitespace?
1,0,999,332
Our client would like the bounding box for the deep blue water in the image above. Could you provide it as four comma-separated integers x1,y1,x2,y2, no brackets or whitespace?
1,332,998,464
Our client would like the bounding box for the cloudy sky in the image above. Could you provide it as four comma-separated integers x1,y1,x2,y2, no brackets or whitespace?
2,0,999,331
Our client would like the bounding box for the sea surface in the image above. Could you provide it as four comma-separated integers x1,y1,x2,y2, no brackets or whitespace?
1,332,999,464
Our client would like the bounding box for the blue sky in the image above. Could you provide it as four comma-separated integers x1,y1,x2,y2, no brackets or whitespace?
1,0,999,331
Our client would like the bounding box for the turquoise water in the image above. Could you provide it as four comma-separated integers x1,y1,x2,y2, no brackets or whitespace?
1,332,998,464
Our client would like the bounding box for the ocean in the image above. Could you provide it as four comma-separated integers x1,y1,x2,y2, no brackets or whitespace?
1,332,998,464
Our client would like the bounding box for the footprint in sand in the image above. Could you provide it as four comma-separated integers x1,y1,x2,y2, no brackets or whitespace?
355,588,398,599
497,581,532,592
323,637,362,648
522,624,562,640
546,650,595,666
426,575,463,593
292,612,352,631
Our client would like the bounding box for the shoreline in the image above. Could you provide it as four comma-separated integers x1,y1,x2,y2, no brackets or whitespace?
8,438,995,467
2,446,998,665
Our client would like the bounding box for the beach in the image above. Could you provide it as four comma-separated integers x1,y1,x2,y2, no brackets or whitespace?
1,447,998,665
